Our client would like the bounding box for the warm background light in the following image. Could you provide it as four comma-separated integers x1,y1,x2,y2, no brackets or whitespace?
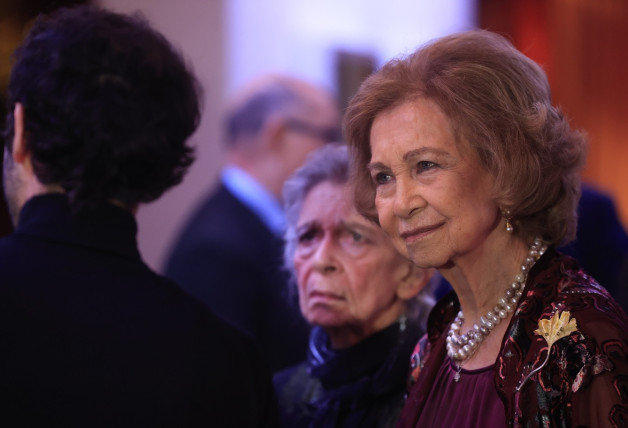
1,0,625,272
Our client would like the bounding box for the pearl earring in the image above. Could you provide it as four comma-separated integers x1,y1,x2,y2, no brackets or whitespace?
503,209,513,233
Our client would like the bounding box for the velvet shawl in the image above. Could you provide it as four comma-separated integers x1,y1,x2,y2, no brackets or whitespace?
397,248,628,428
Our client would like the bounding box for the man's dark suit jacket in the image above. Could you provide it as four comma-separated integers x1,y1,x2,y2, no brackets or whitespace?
165,184,309,373
0,194,278,427
559,184,628,312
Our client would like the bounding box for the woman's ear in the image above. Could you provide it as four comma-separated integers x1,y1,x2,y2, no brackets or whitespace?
12,103,28,164
396,263,434,300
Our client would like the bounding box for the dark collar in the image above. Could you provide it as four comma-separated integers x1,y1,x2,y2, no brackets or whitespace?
307,321,421,394
15,194,141,261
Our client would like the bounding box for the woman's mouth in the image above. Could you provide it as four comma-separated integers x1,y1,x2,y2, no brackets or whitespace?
399,222,443,244
308,290,344,304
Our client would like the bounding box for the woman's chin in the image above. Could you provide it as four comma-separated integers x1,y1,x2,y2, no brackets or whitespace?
306,309,348,330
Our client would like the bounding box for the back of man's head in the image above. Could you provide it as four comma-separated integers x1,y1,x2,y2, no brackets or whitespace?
221,75,340,199
3,5,201,209
224,74,340,149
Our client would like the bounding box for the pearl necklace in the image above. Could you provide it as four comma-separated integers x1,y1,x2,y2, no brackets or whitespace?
446,238,547,382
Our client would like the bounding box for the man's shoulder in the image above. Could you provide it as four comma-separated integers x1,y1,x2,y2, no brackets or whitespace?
179,185,270,240
195,184,255,219
0,234,18,252
192,299,253,341
0,233,46,277
166,185,280,272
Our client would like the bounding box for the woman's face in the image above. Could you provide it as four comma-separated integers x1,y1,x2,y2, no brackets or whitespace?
368,98,501,269
294,180,419,348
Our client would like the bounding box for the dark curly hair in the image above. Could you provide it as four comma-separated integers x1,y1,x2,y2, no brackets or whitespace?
3,5,201,209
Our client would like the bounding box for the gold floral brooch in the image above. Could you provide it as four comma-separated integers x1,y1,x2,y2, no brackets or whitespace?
516,310,578,391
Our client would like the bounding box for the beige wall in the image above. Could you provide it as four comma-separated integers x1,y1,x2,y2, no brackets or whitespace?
98,0,226,273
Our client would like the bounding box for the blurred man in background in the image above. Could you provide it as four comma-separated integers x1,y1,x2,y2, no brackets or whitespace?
166,74,340,372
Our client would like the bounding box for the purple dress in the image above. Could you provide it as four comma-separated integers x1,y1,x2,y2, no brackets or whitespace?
415,358,506,426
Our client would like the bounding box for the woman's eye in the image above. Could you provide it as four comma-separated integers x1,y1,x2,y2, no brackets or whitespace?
373,172,392,185
298,229,317,243
416,161,437,173
351,231,363,242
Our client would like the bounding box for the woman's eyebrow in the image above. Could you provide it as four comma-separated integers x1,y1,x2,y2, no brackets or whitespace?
366,161,387,172
295,222,315,233
402,147,449,161
368,147,448,171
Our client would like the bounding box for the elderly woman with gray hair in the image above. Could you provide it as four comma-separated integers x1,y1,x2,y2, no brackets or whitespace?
272,143,435,427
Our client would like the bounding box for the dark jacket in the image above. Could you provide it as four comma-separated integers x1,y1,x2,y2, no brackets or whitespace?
274,320,422,428
398,249,628,428
165,184,310,372
559,184,628,312
0,194,279,427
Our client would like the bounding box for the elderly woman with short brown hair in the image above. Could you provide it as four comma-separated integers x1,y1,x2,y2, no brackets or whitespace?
273,144,435,427
345,30,628,427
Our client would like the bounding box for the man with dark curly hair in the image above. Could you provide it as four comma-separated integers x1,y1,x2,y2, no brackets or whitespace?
0,6,278,426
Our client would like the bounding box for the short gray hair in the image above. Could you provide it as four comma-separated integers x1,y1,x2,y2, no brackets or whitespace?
282,143,436,329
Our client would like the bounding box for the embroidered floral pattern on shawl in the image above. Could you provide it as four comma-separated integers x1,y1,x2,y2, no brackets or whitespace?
398,249,628,428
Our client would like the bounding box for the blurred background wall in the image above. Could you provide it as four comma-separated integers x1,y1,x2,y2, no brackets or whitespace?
1,0,626,273
479,0,628,244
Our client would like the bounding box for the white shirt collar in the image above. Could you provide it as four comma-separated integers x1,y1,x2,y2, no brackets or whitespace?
221,165,285,235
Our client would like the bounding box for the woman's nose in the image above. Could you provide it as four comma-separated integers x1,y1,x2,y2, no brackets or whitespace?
312,234,340,274
393,175,425,218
